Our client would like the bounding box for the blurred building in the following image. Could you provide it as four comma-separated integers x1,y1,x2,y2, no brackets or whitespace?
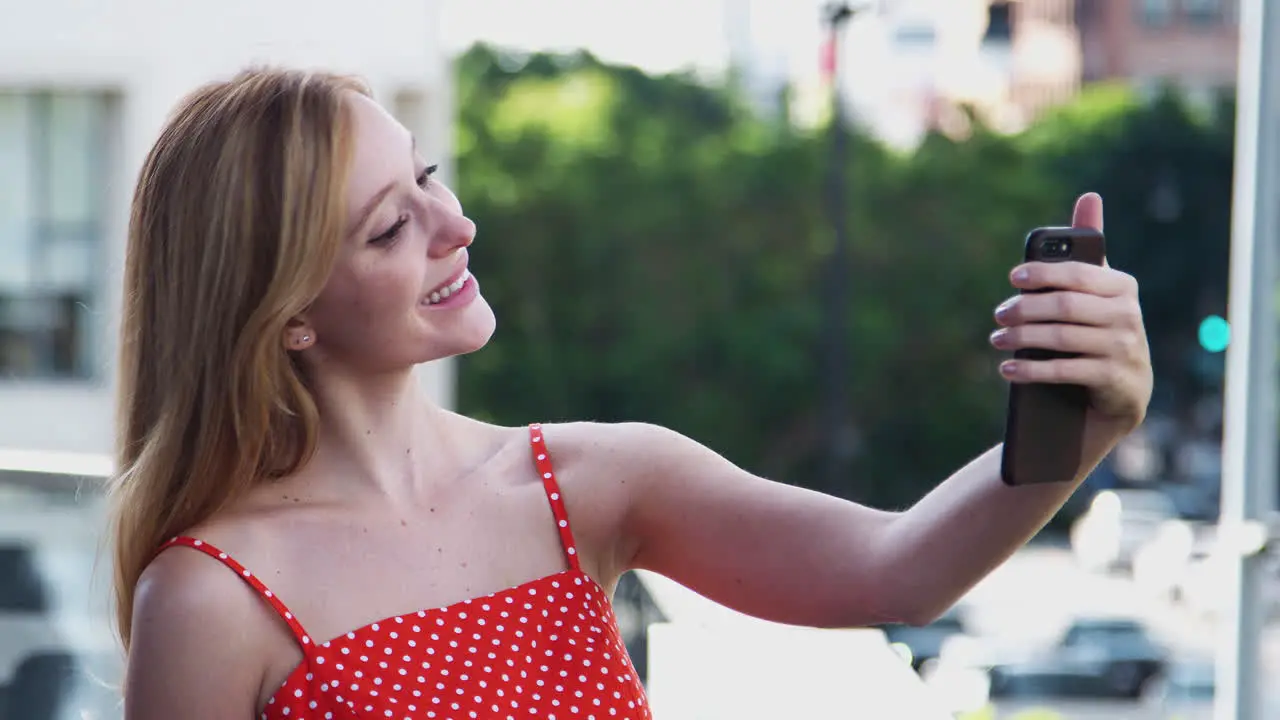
1077,0,1240,102
0,2,453,715
777,0,1239,146
781,0,1082,145
1006,0,1084,123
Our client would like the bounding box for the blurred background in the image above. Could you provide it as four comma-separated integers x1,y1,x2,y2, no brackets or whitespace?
0,0,1276,718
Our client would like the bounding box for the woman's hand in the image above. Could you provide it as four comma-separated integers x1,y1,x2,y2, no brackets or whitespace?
988,192,1153,457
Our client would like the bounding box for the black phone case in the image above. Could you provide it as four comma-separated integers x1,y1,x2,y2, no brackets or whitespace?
1001,227,1107,486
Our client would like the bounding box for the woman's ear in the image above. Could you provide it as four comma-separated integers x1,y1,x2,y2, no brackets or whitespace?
283,316,315,352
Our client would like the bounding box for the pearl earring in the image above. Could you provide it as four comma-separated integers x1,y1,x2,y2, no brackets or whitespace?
301,335,311,344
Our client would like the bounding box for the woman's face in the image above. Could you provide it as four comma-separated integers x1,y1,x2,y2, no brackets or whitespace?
300,92,496,375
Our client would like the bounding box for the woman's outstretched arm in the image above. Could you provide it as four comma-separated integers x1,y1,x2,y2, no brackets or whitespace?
575,193,1151,628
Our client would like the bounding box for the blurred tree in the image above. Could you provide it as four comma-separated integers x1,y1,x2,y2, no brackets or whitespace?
455,44,833,487
451,44,1233,512
844,120,1060,507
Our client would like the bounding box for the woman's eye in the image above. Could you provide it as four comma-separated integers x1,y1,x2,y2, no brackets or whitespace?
416,164,439,188
370,215,408,246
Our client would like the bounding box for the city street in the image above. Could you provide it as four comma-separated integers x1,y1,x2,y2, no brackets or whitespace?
961,543,1280,659
954,542,1280,719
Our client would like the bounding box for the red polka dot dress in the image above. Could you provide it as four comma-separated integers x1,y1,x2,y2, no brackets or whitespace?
160,424,652,720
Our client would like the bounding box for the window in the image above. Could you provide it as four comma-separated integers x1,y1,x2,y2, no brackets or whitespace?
983,2,1013,44
1138,0,1173,26
1184,0,1222,25
0,92,109,380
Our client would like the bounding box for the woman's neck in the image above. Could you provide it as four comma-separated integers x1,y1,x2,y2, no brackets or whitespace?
304,367,448,503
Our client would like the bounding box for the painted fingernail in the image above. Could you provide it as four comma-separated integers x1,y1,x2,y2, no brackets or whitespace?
1012,267,1029,282
1000,360,1017,376
995,298,1016,319
990,328,1008,346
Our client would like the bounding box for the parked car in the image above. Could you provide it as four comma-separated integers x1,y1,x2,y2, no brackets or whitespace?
985,617,1168,699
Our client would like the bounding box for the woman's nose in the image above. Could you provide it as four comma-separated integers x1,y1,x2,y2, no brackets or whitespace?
429,211,475,258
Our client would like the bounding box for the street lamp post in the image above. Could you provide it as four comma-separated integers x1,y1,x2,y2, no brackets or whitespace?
821,2,858,494
1216,1,1280,718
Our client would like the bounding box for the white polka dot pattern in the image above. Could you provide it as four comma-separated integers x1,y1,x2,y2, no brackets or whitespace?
159,424,650,720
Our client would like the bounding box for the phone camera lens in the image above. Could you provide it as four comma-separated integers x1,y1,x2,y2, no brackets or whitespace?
1043,238,1072,258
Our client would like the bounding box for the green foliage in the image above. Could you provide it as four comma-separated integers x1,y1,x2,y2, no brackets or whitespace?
452,44,1232,509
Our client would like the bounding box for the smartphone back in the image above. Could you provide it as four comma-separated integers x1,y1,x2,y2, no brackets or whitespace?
1001,227,1106,486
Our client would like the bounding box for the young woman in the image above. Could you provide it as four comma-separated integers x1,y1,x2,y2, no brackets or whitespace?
113,68,1152,719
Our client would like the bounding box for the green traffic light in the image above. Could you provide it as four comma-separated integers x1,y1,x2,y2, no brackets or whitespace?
1199,315,1230,353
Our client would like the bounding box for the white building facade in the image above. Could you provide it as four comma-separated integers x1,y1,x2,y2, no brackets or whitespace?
0,0,456,462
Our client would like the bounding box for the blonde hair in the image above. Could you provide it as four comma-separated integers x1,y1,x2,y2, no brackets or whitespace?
108,67,369,649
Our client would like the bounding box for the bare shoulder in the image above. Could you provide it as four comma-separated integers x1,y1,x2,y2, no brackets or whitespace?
527,423,642,573
445,415,673,472
132,544,263,647
536,420,687,472
534,422,705,570
538,421,731,491
124,541,273,717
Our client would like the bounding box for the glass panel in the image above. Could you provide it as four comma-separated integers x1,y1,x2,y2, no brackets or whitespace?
46,94,102,227
0,94,34,293
42,240,94,292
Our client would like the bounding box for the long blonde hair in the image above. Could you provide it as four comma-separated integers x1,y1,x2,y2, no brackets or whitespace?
108,67,369,649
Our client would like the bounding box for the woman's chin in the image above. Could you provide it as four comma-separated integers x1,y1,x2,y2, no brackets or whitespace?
421,304,497,362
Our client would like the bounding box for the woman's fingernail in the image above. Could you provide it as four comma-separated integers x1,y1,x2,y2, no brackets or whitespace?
1012,267,1029,283
990,329,1008,346
995,298,1016,319
1000,360,1017,376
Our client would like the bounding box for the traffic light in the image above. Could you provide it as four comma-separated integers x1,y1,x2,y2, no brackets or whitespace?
1198,314,1231,353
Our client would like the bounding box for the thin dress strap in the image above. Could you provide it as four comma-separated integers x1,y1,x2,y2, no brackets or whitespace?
528,423,582,572
158,536,316,650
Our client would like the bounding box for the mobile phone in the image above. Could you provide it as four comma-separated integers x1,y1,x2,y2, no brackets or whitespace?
1000,226,1107,486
